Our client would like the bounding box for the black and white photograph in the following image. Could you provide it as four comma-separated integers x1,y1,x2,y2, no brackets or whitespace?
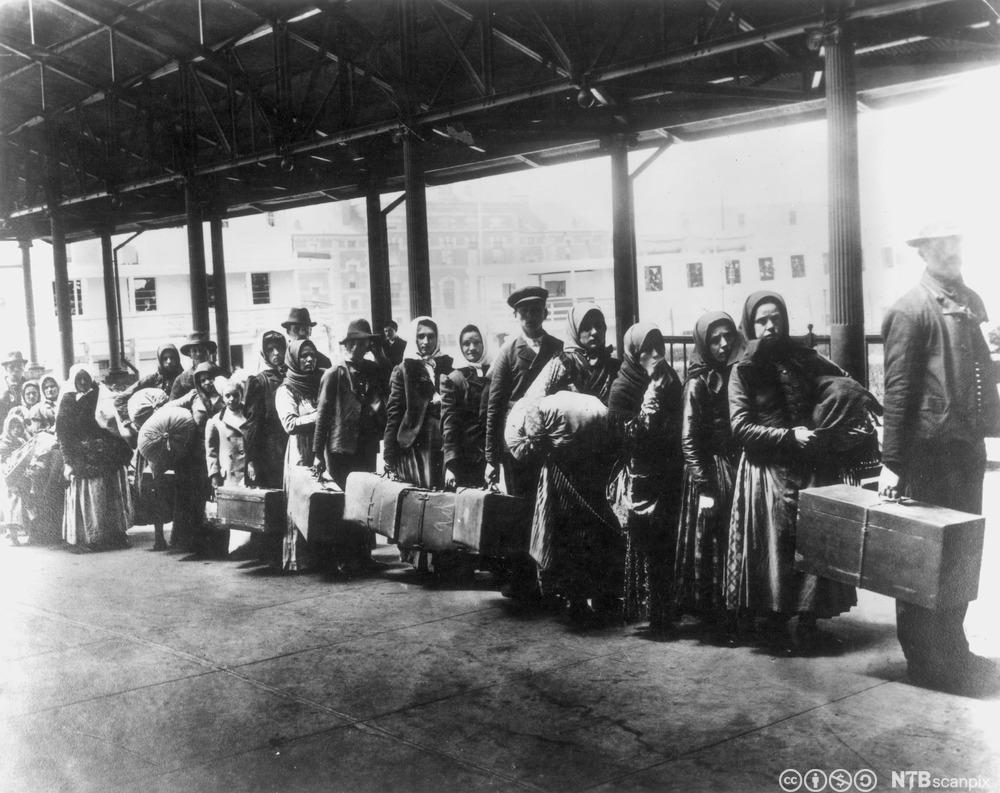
0,1,998,791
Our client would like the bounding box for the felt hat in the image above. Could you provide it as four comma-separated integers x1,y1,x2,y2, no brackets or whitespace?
906,221,963,247
281,307,317,329
179,332,218,356
341,319,377,343
1,351,26,369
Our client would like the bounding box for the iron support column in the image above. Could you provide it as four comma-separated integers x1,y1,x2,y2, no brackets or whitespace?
100,231,125,376
19,239,38,366
825,4,866,383
366,187,393,330
209,217,231,371
403,135,431,318
50,212,74,378
610,136,639,355
185,180,210,336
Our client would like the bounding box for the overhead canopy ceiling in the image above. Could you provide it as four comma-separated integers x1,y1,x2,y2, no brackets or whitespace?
1,0,997,242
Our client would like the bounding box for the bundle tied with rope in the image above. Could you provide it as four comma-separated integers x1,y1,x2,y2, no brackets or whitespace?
137,406,196,477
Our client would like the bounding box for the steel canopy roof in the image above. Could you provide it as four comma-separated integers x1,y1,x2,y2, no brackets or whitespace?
0,0,997,242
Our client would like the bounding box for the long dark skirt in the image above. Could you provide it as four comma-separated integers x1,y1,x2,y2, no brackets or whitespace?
673,454,736,617
530,457,623,603
623,512,674,628
725,455,855,617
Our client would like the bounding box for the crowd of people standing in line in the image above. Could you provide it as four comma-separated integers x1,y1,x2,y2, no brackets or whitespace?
1,223,996,692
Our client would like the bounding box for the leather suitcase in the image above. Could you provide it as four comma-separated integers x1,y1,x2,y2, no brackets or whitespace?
397,489,457,553
216,486,285,534
452,487,531,557
343,471,414,542
796,484,984,609
286,465,346,544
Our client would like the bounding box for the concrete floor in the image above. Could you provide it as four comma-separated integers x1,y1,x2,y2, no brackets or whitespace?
3,475,1000,793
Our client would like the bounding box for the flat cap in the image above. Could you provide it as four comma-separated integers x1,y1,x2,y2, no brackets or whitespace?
507,285,549,309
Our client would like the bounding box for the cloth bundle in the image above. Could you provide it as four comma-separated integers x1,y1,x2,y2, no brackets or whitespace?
505,391,610,462
137,405,196,476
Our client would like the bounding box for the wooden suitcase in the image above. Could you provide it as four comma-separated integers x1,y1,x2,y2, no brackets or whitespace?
216,486,285,534
397,489,457,553
452,487,531,557
286,466,346,544
796,484,984,609
342,472,414,542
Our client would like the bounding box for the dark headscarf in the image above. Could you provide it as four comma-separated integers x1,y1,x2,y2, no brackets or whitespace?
260,330,288,372
739,290,802,362
41,375,59,406
157,343,182,379
283,339,321,401
687,311,743,381
608,322,662,416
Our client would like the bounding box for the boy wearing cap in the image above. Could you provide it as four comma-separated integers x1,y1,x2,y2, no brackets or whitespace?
879,223,1000,693
484,286,563,495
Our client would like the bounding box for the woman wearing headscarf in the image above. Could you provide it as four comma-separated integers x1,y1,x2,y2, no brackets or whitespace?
673,312,744,639
168,361,224,553
23,403,63,544
441,324,491,489
607,323,684,633
56,364,132,551
20,380,41,413
41,375,60,409
314,320,386,489
726,291,857,651
383,316,454,489
114,343,183,432
276,339,322,570
1,409,31,545
523,303,620,406
244,330,288,489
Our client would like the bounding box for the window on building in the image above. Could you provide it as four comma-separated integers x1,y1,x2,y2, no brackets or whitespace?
790,254,806,278
789,210,798,226
266,212,276,227
724,259,741,285
758,257,774,281
644,265,663,292
882,246,895,268
687,262,704,288
52,280,83,316
251,272,270,304
544,280,567,297
502,283,516,299
441,278,457,310
134,277,157,312
206,274,216,308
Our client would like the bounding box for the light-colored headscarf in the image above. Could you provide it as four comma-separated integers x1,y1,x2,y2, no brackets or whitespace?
458,323,490,376
20,379,41,409
403,316,441,361
564,303,607,356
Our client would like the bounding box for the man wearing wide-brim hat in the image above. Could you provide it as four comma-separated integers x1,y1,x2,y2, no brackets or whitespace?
879,221,1000,694
282,307,331,369
169,332,220,399
0,350,27,427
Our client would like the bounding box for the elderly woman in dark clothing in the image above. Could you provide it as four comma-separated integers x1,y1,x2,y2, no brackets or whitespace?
169,361,223,552
608,323,684,633
441,324,491,489
383,316,453,489
314,320,385,489
56,364,133,551
276,339,322,571
244,330,288,489
674,312,744,637
114,343,183,430
726,291,857,650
